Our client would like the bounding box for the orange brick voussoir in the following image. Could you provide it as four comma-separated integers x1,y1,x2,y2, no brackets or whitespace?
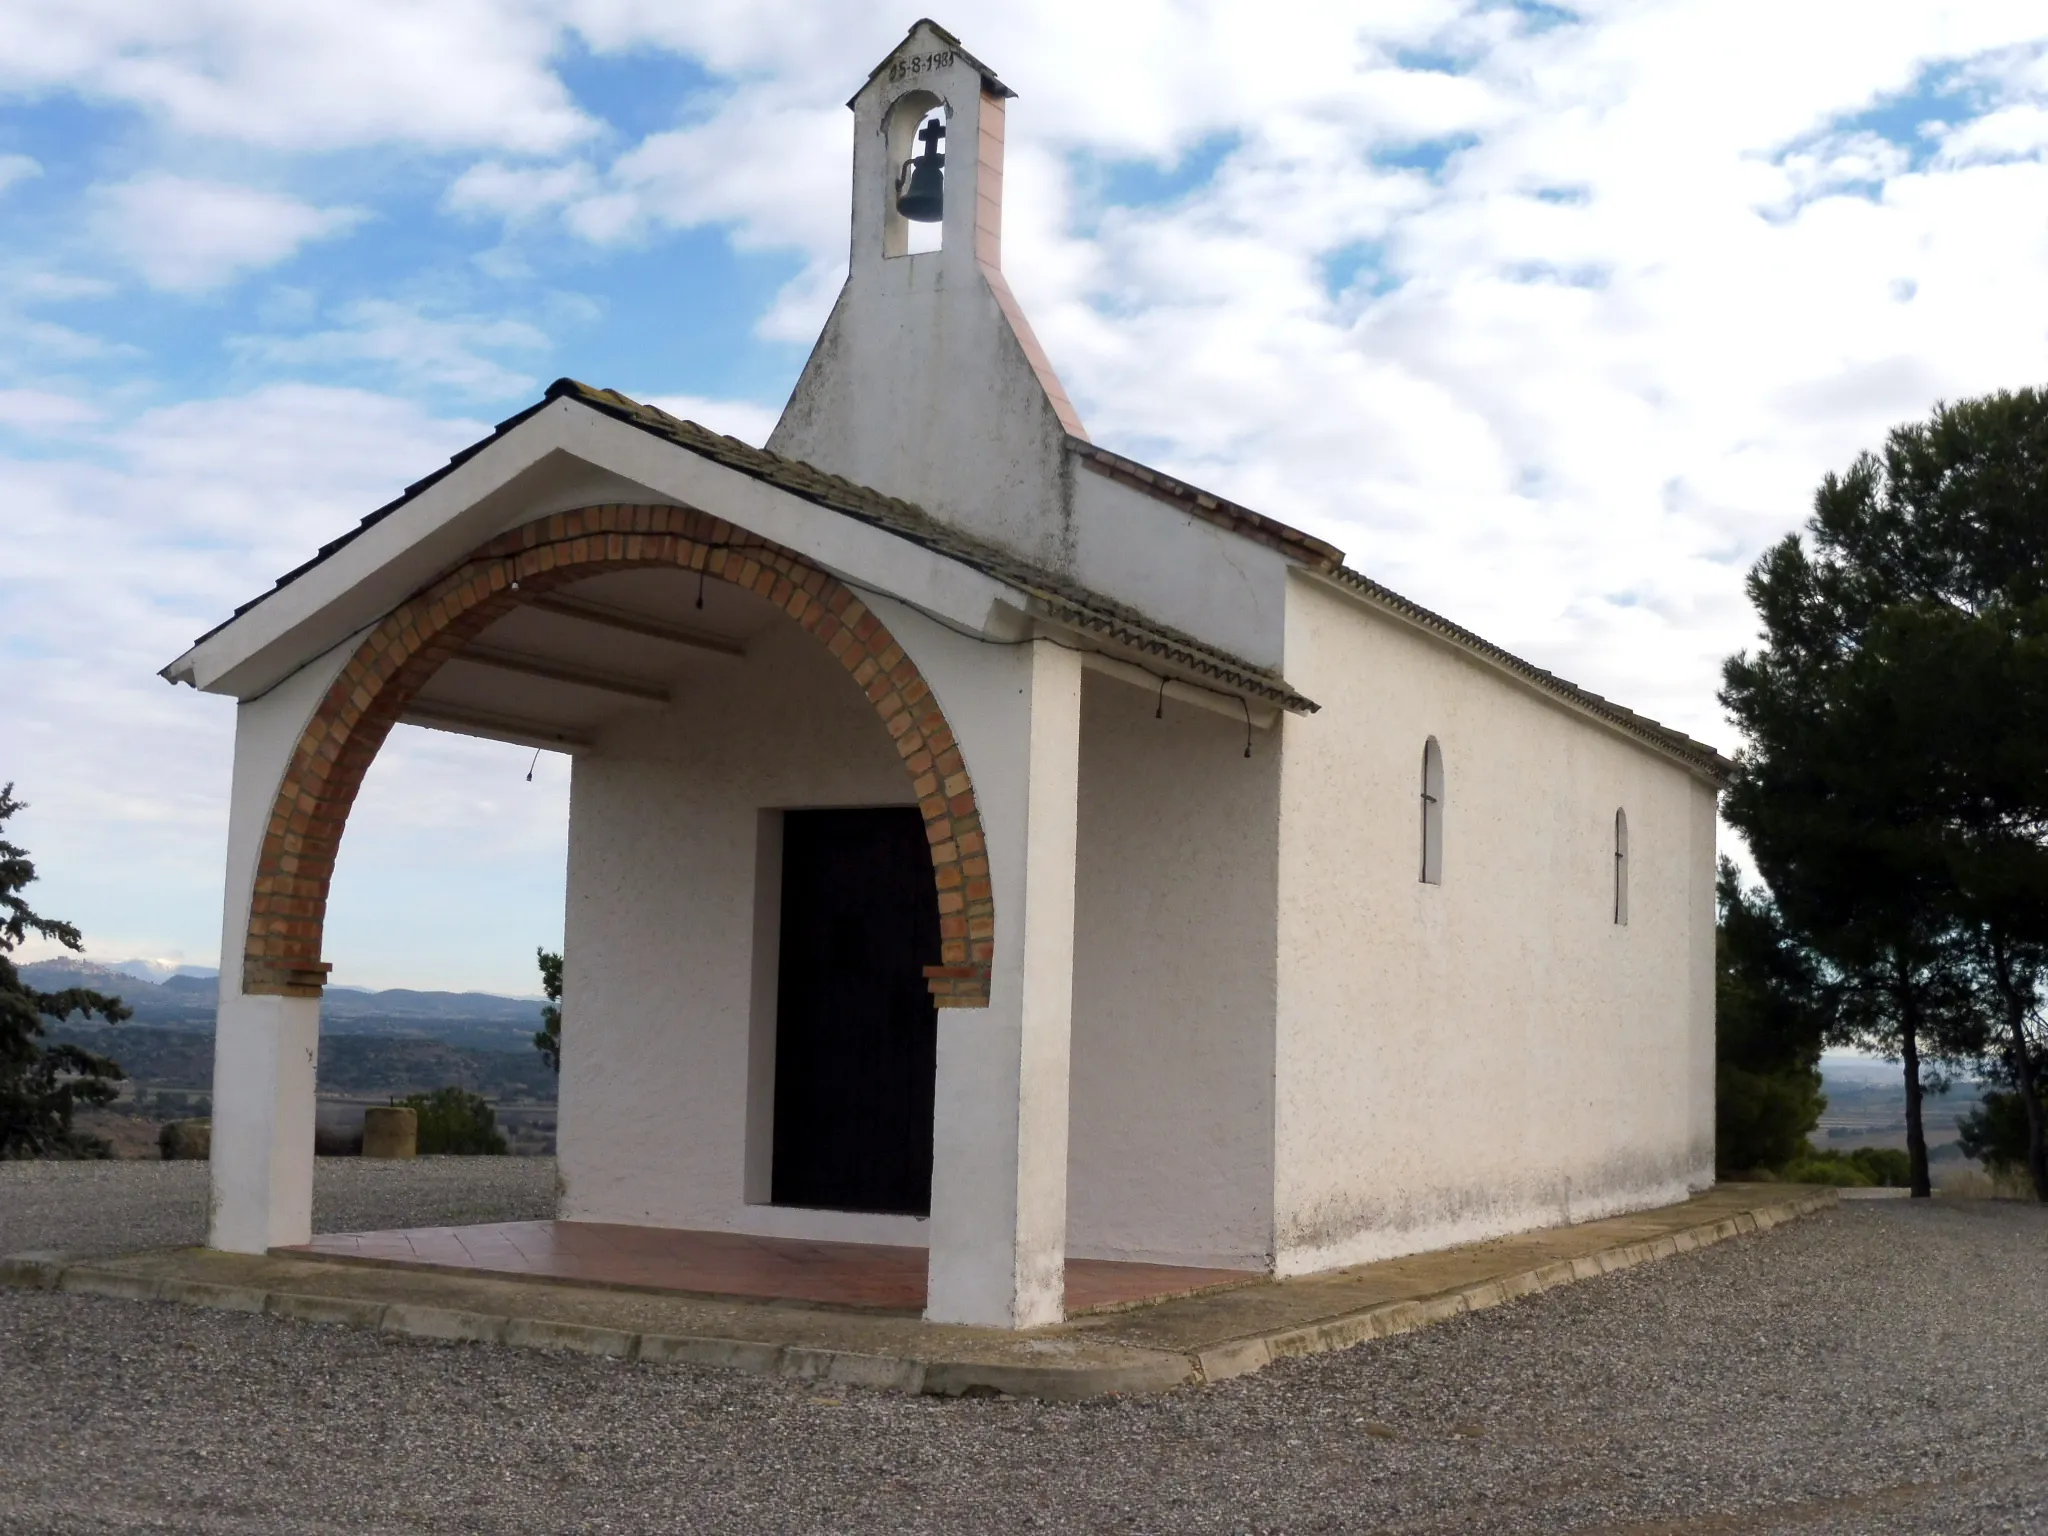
240,505,994,1009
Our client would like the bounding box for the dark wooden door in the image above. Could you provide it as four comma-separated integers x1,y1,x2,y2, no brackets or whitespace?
771,808,941,1215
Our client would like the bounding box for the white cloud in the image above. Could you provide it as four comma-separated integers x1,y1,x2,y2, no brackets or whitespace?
93,176,366,292
0,384,571,991
641,393,780,446
0,0,592,153
446,160,600,222
1939,102,2048,163
10,0,2048,986
0,153,40,193
232,299,553,397
949,0,2048,749
0,389,100,429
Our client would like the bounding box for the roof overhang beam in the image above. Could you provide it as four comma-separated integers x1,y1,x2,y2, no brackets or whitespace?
449,645,672,704
399,702,597,754
525,592,746,657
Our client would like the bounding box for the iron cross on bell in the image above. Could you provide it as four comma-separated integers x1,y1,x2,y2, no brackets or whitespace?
895,115,946,223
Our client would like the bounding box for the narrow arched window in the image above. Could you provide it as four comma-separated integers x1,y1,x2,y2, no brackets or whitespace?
1420,737,1444,885
1613,808,1629,925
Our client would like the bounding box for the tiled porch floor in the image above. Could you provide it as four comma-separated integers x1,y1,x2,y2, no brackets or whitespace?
285,1221,1260,1316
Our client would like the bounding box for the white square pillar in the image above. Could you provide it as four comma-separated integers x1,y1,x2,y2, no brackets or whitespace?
206,647,348,1254
925,640,1082,1328
210,995,319,1252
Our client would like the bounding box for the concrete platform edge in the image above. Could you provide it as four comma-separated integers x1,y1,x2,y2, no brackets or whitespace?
1,1187,1836,1401
1192,1188,1837,1383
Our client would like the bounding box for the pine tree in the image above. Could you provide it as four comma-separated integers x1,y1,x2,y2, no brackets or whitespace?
1714,859,1832,1173
1722,388,2048,1198
0,784,132,1158
533,947,562,1073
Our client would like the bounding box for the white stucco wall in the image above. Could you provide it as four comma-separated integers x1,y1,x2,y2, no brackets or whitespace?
558,578,1093,1328
1270,576,1717,1276
1065,672,1279,1270
558,606,929,1246
1066,471,1291,672
772,259,1077,572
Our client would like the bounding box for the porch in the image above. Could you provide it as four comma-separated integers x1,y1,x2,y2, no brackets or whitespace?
283,1221,1259,1315
184,479,1293,1331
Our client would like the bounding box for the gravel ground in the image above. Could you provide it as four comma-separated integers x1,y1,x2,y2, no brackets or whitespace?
2,1165,2044,1535
0,1156,556,1260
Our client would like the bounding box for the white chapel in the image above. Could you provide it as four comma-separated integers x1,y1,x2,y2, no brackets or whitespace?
166,21,1726,1331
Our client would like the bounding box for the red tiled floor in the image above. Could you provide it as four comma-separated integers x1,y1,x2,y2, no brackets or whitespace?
283,1221,1258,1315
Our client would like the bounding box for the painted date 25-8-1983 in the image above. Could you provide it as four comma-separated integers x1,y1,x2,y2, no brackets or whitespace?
888,51,955,83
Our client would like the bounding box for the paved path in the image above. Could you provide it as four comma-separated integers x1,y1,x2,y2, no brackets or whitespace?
2,1162,2044,1533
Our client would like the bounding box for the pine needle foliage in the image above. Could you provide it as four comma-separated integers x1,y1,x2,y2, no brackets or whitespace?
534,947,562,1073
1721,388,2048,1198
0,784,131,1158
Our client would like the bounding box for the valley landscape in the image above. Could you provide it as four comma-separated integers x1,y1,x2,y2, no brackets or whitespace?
26,959,1996,1177
24,959,558,1156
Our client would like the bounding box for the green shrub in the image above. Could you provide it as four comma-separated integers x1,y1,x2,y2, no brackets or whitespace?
1781,1154,1872,1186
1780,1144,1912,1187
1718,1061,1826,1175
398,1087,507,1155
1844,1146,1912,1186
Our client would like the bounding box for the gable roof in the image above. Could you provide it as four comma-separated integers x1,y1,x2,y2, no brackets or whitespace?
1063,433,1732,781
173,379,1318,715
1325,567,1733,779
175,377,1730,779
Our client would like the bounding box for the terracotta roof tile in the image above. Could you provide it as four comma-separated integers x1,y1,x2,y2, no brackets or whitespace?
181,379,1318,715
180,377,1727,777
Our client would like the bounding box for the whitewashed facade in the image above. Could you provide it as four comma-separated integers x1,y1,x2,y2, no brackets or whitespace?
166,22,1724,1330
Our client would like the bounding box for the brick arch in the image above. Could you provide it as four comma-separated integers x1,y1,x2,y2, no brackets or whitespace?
243,503,992,1007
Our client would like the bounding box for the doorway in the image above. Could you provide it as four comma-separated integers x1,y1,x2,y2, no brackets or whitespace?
771,808,941,1215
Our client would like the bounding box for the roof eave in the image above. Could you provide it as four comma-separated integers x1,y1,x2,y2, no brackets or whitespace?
1312,567,1733,784
164,378,1312,717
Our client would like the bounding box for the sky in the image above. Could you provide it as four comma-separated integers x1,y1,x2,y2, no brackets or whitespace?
2,1,2045,993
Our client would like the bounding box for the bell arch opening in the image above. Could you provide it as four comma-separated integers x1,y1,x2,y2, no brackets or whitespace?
884,91,947,257
242,503,993,1008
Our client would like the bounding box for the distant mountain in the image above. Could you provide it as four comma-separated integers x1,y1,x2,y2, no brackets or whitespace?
19,959,544,1052
103,958,219,983
322,987,544,1023
47,1021,557,1102
1818,1054,1915,1090
17,958,142,991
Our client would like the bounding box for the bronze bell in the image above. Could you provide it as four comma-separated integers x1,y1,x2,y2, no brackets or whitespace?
896,115,945,223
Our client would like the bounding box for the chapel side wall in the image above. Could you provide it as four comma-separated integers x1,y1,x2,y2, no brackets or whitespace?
556,619,922,1244
1065,672,1279,1271
1270,577,1717,1276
